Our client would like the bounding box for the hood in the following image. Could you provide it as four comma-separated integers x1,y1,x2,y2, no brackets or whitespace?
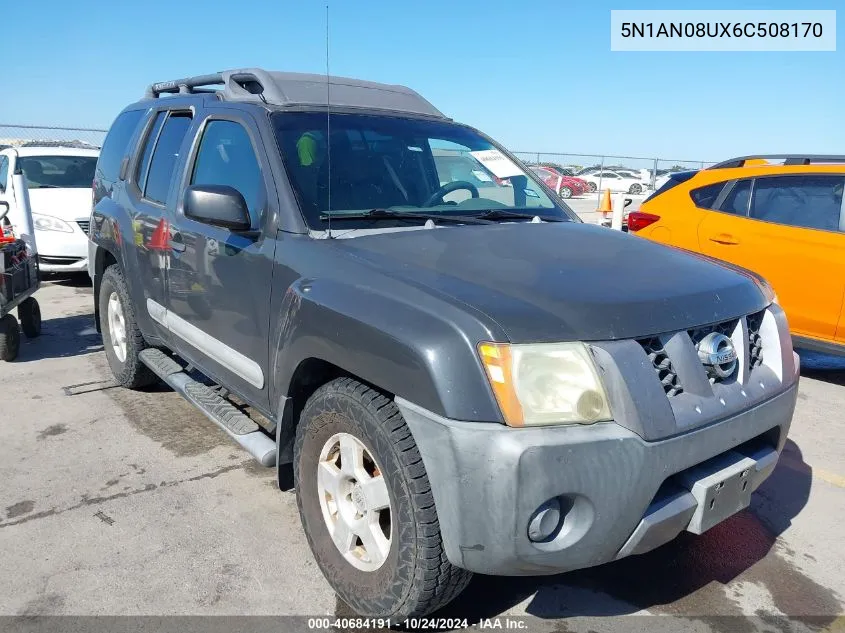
330,222,768,343
25,188,92,221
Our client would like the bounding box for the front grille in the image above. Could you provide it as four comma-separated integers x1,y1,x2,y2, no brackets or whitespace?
639,337,683,396
747,311,765,369
76,220,90,235
688,318,738,346
38,255,83,265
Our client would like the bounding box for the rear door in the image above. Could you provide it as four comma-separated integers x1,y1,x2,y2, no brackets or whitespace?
126,109,194,344
698,174,845,341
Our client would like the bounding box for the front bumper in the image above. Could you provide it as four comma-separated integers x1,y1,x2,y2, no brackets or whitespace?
35,224,89,272
396,372,798,576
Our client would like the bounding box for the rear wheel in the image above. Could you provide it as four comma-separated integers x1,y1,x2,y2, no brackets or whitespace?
629,183,643,195
99,265,157,389
587,181,597,192
294,377,472,619
0,314,20,361
18,298,41,338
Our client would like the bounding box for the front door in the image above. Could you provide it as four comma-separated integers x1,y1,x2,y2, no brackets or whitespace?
166,112,278,408
698,174,845,342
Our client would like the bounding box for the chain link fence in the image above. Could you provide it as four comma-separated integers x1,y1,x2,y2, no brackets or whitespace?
0,124,106,150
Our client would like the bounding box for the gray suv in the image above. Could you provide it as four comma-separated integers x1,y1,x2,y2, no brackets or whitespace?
89,68,799,619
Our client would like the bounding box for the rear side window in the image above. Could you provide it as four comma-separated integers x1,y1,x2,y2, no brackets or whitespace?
96,109,144,187
689,183,725,209
135,111,167,193
190,120,263,222
750,174,845,232
719,179,752,215
143,113,193,204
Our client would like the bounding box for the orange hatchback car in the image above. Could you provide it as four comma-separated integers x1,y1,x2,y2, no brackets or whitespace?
629,155,845,354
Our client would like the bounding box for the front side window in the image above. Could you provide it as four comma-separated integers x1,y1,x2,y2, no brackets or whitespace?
18,155,97,189
191,120,263,223
272,112,571,230
750,174,844,232
143,112,193,204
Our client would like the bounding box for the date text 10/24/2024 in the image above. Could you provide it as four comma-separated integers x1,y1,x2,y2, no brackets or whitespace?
307,617,528,629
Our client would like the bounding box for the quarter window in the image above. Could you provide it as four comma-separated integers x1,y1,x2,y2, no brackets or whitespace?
97,109,143,186
689,183,726,209
718,179,752,216
750,175,844,232
190,120,263,222
143,112,193,204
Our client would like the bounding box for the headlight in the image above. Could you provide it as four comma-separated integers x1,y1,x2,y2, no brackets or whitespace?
478,341,611,427
33,214,74,233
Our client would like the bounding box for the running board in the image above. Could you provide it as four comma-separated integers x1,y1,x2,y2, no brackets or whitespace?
139,349,276,466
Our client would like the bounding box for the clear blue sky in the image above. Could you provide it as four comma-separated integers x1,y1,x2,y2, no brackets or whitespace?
2,0,842,162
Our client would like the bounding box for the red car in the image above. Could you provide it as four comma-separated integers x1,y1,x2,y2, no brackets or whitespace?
529,166,588,198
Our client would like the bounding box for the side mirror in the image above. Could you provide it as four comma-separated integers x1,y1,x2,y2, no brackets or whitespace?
183,184,251,231
0,201,9,222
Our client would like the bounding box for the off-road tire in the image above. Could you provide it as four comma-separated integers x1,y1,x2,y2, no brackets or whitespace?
0,314,20,361
18,297,41,338
99,265,157,389
294,377,472,619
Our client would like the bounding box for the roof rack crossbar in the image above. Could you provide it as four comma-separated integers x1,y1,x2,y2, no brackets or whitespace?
144,73,225,99
708,154,845,169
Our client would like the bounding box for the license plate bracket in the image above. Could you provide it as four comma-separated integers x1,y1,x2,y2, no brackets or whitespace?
677,450,758,534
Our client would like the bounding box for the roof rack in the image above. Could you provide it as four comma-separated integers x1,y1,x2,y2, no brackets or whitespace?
143,68,448,119
708,155,845,169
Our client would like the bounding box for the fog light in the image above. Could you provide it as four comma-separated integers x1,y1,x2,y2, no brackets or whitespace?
527,498,563,543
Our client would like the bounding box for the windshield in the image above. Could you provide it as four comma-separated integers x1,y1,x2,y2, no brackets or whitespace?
19,155,97,189
272,112,574,230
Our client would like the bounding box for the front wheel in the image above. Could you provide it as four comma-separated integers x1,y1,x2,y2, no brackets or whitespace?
559,186,572,199
294,377,472,619
587,181,597,192
628,183,643,195
98,265,157,389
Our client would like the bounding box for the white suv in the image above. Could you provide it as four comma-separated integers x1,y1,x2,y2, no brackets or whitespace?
0,146,99,273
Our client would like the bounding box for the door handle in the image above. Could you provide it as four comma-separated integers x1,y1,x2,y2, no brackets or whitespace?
708,233,740,245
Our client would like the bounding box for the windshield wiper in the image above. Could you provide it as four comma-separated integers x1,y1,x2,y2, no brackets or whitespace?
472,209,567,223
319,208,494,225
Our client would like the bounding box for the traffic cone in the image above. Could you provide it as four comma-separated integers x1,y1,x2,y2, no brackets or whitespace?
597,188,612,220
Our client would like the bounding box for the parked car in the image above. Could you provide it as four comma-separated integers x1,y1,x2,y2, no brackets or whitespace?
535,165,590,197
540,164,576,177
579,169,648,194
630,154,845,355
90,69,797,620
529,166,587,198
0,146,98,273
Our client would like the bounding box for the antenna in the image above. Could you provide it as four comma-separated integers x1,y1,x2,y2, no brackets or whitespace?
325,3,332,239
